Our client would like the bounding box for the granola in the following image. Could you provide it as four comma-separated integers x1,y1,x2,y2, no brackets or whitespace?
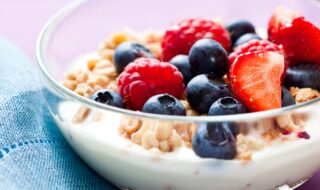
119,117,195,152
290,87,320,103
63,59,116,97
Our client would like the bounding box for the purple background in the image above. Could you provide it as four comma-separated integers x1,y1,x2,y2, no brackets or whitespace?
0,1,319,189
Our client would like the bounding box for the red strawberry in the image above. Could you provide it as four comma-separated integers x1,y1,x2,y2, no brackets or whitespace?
268,7,320,65
268,7,301,42
228,39,287,82
161,18,231,61
229,51,285,112
228,39,283,66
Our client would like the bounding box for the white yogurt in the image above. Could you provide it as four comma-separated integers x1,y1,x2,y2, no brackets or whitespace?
53,52,320,190
53,100,320,190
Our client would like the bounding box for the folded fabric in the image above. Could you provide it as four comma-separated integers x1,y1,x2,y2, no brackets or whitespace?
0,36,117,190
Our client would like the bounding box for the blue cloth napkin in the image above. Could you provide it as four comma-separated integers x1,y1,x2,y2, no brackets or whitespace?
0,36,118,190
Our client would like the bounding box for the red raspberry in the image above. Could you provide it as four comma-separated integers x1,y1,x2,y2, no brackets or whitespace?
117,58,185,110
228,39,283,65
161,18,231,61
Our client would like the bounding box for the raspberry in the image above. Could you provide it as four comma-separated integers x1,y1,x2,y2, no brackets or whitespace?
117,58,185,110
228,39,283,65
161,18,231,61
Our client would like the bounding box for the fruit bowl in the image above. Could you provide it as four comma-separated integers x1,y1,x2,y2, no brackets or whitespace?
36,0,320,189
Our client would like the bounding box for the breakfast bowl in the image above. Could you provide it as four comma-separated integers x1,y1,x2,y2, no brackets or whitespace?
36,0,320,189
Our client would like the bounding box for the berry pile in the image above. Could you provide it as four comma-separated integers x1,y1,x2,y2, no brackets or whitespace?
87,7,320,160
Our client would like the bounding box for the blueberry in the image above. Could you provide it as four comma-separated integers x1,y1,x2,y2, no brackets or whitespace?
208,97,246,116
281,86,296,107
284,63,320,91
170,55,194,85
212,122,240,139
233,33,262,48
113,42,154,73
142,94,186,116
226,20,256,47
186,74,231,114
208,97,246,137
189,39,229,77
90,89,124,108
192,123,236,160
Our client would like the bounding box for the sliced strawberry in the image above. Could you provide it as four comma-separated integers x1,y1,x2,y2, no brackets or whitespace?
228,39,283,67
268,7,320,65
228,39,287,83
229,51,285,112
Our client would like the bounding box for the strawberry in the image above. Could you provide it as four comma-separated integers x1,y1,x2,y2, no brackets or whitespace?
267,6,302,42
229,51,285,112
268,7,320,65
228,39,287,82
228,39,283,66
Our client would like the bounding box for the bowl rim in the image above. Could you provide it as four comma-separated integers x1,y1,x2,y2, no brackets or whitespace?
36,0,320,122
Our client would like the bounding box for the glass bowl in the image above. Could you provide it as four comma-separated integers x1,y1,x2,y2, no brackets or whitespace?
36,0,320,189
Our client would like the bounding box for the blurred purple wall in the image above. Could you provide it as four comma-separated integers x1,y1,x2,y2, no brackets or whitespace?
0,0,68,61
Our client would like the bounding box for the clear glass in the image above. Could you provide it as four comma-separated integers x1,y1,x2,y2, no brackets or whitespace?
36,0,320,189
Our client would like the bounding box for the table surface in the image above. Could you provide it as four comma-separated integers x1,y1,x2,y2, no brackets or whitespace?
0,1,319,189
